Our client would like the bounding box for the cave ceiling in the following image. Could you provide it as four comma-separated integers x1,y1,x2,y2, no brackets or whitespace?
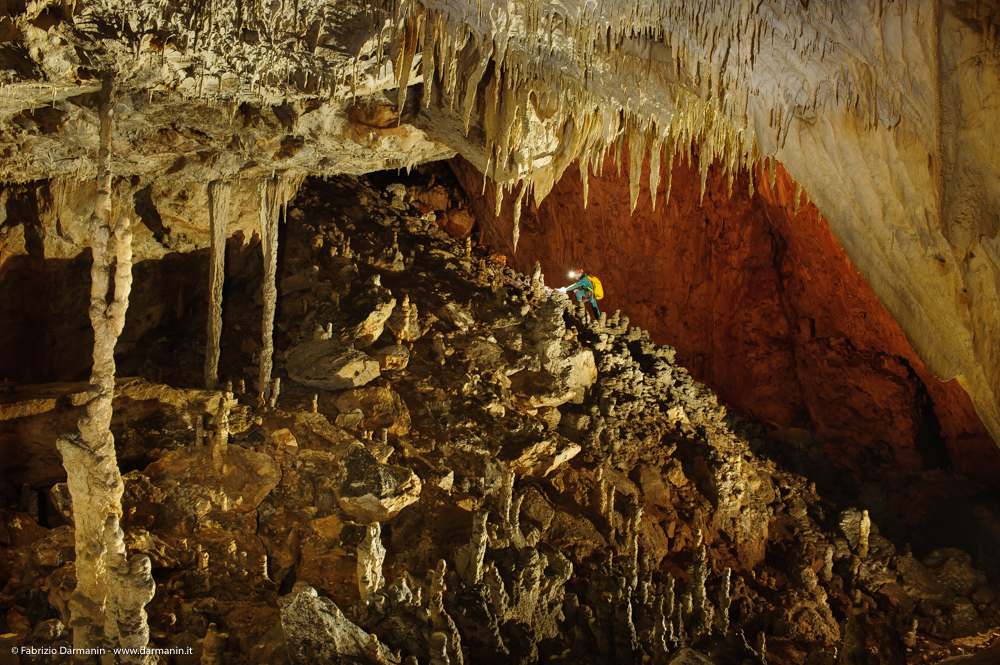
1,0,999,448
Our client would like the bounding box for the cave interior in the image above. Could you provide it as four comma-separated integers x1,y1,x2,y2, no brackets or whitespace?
1,0,1000,664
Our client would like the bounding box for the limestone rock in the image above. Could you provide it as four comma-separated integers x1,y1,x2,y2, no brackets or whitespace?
504,438,581,479
332,386,411,437
286,340,381,391
0,379,236,487
386,296,422,343
337,443,421,522
279,584,375,664
372,344,410,371
133,445,280,521
896,556,948,601
667,649,716,665
338,277,397,348
559,348,598,403
510,371,578,409
439,303,475,332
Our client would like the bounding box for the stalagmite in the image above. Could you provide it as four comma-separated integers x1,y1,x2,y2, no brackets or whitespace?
456,510,489,584
664,576,677,647
212,391,235,473
104,515,156,665
269,377,281,408
429,560,464,665
201,624,227,665
653,597,670,657
530,261,545,300
858,509,871,558
358,523,386,603
717,567,732,636
55,74,153,655
204,180,231,389
821,545,834,582
690,529,711,640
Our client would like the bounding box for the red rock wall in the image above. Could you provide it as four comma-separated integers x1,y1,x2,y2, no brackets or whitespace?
450,152,1000,488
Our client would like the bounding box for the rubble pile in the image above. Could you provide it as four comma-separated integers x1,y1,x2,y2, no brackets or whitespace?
0,176,997,664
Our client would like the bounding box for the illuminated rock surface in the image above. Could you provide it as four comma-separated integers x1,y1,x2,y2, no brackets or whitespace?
1,176,997,663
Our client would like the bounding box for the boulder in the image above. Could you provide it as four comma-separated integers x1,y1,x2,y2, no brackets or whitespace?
463,338,506,373
286,340,380,391
279,584,375,664
441,208,475,237
896,556,948,600
923,548,987,597
637,464,672,509
667,649,716,665
337,443,421,522
559,348,597,403
439,302,475,332
774,569,841,642
510,371,578,408
372,344,410,371
270,428,299,456
332,386,411,437
504,436,581,478
343,277,396,348
124,445,280,530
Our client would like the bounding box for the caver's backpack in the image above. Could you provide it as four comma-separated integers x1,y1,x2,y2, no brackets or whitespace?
588,275,604,300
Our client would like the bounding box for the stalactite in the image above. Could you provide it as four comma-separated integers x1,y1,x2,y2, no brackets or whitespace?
56,74,152,656
258,177,279,401
649,138,663,211
204,180,231,390
627,122,647,213
256,175,307,400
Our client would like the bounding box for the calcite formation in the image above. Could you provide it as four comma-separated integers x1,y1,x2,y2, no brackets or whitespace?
1,175,996,664
204,180,232,390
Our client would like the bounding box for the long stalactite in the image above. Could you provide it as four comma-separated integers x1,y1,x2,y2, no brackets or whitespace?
257,178,280,403
205,180,232,390
257,175,302,403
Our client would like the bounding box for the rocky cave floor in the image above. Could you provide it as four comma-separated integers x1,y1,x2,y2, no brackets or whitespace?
1,175,999,664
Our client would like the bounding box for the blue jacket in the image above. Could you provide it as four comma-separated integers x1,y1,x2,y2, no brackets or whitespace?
567,276,595,294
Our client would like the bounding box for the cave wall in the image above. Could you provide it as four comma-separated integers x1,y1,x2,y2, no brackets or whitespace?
452,152,1000,488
